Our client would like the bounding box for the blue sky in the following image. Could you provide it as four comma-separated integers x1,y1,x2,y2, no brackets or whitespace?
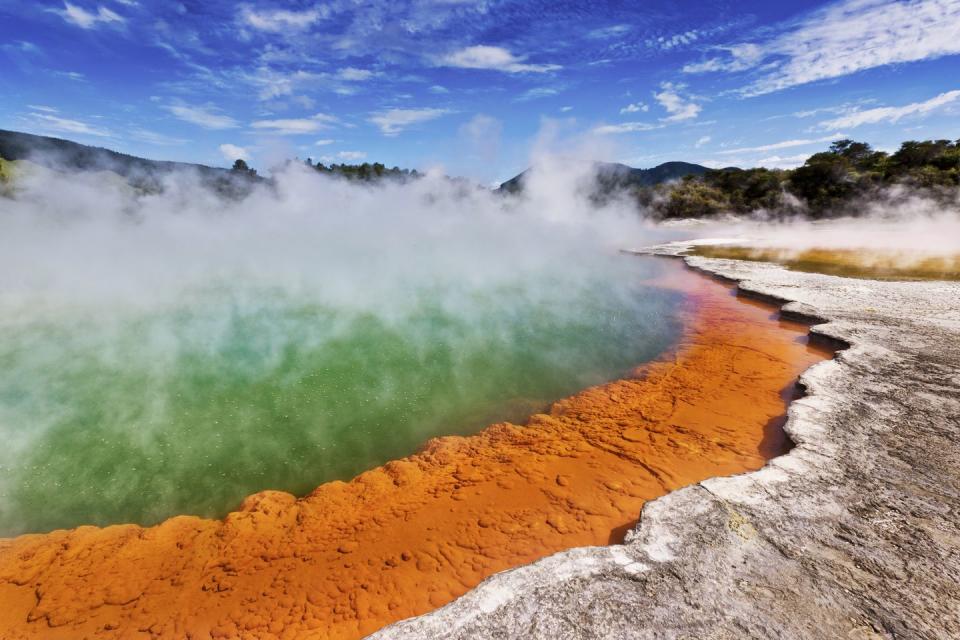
1,0,959,183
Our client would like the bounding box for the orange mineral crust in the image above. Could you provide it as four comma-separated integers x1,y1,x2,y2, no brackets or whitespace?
0,260,832,640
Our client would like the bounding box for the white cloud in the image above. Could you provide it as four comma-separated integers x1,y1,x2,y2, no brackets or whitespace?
219,143,249,162
250,113,339,135
755,153,810,169
648,28,707,51
819,89,960,129
717,132,847,155
166,104,238,130
240,5,326,32
314,139,335,146
695,135,711,148
292,95,316,110
337,67,378,81
593,121,663,135
369,108,451,136
620,102,648,114
27,105,58,113
52,2,124,29
654,82,701,122
429,85,450,94
244,68,324,101
790,100,876,119
517,87,559,101
587,24,631,39
560,105,573,112
459,114,502,149
336,151,367,161
27,112,112,137
683,44,761,74
439,45,560,73
683,0,960,95
129,128,187,146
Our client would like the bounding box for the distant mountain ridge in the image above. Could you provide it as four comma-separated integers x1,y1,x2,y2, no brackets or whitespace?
498,160,712,194
0,129,231,183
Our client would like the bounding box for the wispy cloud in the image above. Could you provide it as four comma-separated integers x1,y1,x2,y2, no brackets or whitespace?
654,82,700,122
683,0,960,95
240,5,327,32
314,139,335,146
593,122,663,135
717,132,847,155
587,24,631,40
439,46,560,73
166,104,238,130
695,135,711,148
790,100,876,119
620,102,648,114
517,87,560,101
250,113,339,135
52,2,124,29
129,128,187,146
369,108,451,136
27,111,112,137
336,151,366,161
818,90,960,129
337,67,379,82
647,28,707,51
755,153,809,169
56,71,87,82
243,68,323,101
2,40,41,56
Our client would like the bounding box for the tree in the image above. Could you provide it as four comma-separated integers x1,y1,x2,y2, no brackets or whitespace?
230,158,257,178
829,139,886,172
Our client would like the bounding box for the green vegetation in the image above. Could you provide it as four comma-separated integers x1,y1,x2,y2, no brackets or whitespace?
648,138,960,219
0,157,12,184
304,158,420,182
690,246,960,281
230,158,258,178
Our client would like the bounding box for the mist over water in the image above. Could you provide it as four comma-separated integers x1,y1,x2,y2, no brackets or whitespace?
678,184,960,259
0,160,682,536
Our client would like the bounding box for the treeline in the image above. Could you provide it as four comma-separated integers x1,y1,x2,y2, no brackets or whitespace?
305,158,420,182
233,157,421,182
641,139,960,219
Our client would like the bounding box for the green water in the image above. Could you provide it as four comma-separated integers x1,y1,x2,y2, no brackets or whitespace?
0,260,682,536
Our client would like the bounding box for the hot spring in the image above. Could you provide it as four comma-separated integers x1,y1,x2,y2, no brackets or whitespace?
0,162,682,536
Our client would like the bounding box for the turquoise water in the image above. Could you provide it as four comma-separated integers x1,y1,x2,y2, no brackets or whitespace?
0,257,682,536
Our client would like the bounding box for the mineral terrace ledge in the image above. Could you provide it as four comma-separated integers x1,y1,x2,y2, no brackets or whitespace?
372,241,960,640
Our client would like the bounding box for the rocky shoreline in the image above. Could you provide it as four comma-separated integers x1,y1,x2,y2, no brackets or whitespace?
373,243,960,639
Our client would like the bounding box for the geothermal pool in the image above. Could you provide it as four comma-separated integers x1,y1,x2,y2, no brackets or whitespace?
0,256,682,536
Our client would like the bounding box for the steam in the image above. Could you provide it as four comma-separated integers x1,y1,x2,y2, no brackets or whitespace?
672,184,960,260
0,156,682,535
0,159,662,309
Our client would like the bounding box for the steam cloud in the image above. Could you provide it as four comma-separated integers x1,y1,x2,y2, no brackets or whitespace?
672,184,960,261
0,156,681,535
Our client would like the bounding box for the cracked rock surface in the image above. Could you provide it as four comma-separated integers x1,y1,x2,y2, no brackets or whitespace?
372,243,960,640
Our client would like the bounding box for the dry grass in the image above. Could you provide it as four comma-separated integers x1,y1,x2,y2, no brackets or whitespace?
690,245,960,281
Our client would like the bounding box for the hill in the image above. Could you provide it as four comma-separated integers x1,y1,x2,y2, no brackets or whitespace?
0,129,233,184
498,160,710,194
0,129,420,192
